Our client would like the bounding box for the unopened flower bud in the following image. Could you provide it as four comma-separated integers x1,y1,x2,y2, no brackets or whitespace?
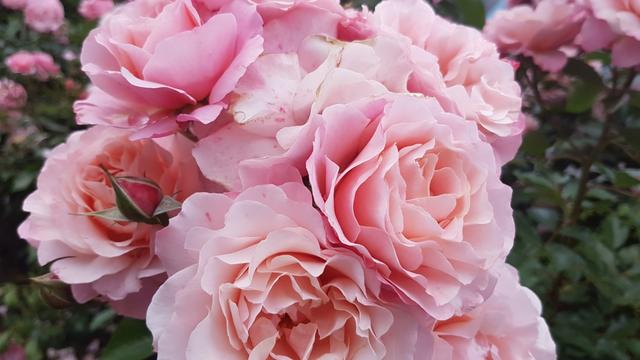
115,176,163,219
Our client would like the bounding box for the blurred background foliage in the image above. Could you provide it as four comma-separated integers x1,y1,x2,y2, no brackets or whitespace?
1,0,638,359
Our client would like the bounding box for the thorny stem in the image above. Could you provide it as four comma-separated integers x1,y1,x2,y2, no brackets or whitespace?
525,66,546,110
566,118,612,225
565,70,637,225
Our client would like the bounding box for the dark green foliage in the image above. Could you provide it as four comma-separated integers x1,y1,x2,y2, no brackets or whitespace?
0,1,126,359
507,54,640,359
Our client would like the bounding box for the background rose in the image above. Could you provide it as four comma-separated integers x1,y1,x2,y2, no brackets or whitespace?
4,51,60,81
307,95,514,319
18,126,209,318
576,0,640,67
590,0,640,40
23,0,65,33
1,0,26,10
0,78,27,111
149,184,422,359
78,0,114,20
75,0,263,137
484,0,586,72
432,264,556,360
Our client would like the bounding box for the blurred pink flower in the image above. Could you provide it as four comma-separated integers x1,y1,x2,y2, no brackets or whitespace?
590,0,640,40
1,0,26,10
484,0,586,72
64,78,80,91
24,0,65,33
577,0,640,67
78,0,114,20
0,343,26,360
0,78,27,111
4,51,60,81
19,126,211,318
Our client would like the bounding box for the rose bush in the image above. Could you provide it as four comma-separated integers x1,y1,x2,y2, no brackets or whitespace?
3,0,639,359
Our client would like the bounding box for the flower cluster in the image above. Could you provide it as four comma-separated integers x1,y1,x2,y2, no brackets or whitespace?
1,0,115,28
484,0,640,70
1,0,65,33
19,0,556,358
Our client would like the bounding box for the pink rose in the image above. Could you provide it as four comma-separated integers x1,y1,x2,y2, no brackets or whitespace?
590,0,640,40
149,183,428,359
4,51,60,81
0,343,26,360
0,78,27,111
338,8,376,41
432,264,556,359
257,0,345,53
78,0,114,21
577,1,640,67
306,95,514,319
374,0,524,164
24,0,65,33
1,0,26,10
484,0,586,72
75,0,263,138
18,126,210,318
194,33,437,190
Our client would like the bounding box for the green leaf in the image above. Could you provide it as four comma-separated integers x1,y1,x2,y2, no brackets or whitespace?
565,80,603,113
600,215,629,249
587,187,618,202
101,319,153,360
563,58,604,86
612,170,640,189
153,196,182,217
629,91,640,108
89,309,116,332
521,131,550,157
621,128,640,152
453,0,485,29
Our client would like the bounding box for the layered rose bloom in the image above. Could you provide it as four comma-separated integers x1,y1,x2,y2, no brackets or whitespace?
257,0,346,53
194,4,523,189
75,0,263,138
18,126,209,318
431,264,556,360
149,184,429,359
194,32,445,189
23,0,65,33
591,0,640,40
4,51,60,81
577,0,640,67
306,95,514,319
78,0,114,20
484,0,586,72
374,0,523,164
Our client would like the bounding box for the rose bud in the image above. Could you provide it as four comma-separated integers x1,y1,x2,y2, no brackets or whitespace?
30,273,75,309
115,176,163,218
93,165,181,226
